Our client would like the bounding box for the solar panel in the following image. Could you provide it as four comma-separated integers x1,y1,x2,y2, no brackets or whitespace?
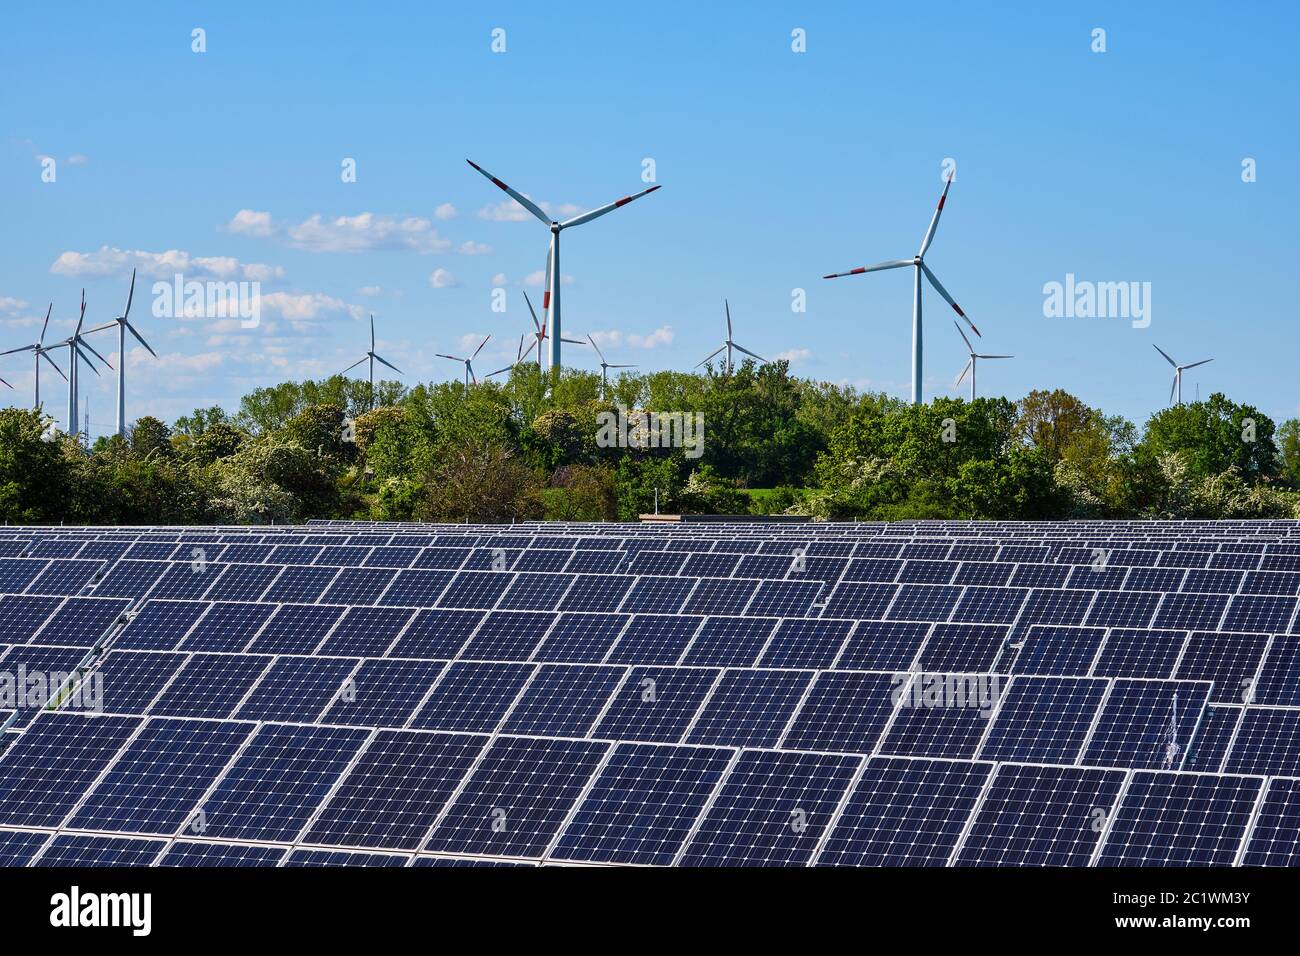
1240,777,1300,866
408,661,534,733
499,664,625,737
233,656,358,722
157,841,287,867
317,606,414,657
592,666,719,743
780,670,898,753
34,834,165,867
1081,679,1212,770
677,749,860,866
685,668,813,748
759,619,853,669
978,676,1108,763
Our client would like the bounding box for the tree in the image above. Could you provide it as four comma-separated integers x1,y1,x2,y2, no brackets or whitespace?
129,417,174,460
1015,389,1105,465
1141,393,1277,482
1277,418,1300,487
0,409,73,523
417,443,543,522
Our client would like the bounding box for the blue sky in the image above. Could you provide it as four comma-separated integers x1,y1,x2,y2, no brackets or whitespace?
2,1,1296,436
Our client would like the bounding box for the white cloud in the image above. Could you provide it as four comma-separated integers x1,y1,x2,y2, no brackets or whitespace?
66,154,89,165
477,198,582,222
590,326,675,350
457,240,491,256
490,273,508,287
434,203,457,220
357,285,382,296
225,209,463,255
524,270,574,287
50,246,284,282
429,268,460,289
0,297,28,312
257,292,364,323
775,348,811,363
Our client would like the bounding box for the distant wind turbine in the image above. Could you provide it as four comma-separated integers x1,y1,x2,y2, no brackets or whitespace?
437,334,490,388
1153,344,1212,406
952,321,1012,400
486,334,530,380
340,315,403,410
587,334,637,394
696,300,766,375
520,289,584,371
823,172,981,405
467,159,660,374
83,269,158,437
50,291,112,437
0,302,66,409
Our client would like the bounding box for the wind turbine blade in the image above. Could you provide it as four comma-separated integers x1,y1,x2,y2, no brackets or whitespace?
126,322,158,358
469,366,478,385
520,338,537,361
918,173,954,257
587,333,607,364
485,365,513,378
0,345,35,357
732,343,766,362
75,290,86,335
370,315,375,351
695,345,727,368
921,263,980,336
472,335,490,359
0,377,11,389
340,356,368,375
1153,344,1177,367
76,345,104,375
435,353,464,362
81,322,118,335
79,338,112,367
560,184,662,229
466,159,551,225
725,300,732,340
560,336,586,345
372,353,403,374
122,268,136,318
40,351,67,381
823,259,913,279
543,238,554,313
609,364,638,369
516,333,526,362
976,354,1013,360
522,290,542,333
39,303,52,344
1183,358,1213,370
1170,374,1178,404
955,358,972,387
952,319,974,355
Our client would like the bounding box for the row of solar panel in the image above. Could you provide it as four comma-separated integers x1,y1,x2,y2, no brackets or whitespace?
10,530,1300,566
1,713,1297,866
14,637,1300,775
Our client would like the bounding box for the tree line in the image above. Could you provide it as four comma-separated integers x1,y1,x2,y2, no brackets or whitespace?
2,360,1298,525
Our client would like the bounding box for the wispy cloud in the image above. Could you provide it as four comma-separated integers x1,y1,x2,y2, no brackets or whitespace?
429,268,460,289
590,326,675,350
49,246,284,282
224,209,489,256
434,203,457,220
477,198,583,223
775,348,811,363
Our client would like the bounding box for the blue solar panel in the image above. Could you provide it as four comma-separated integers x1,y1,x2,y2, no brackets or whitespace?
319,657,444,728
500,663,625,737
550,742,734,865
531,612,629,663
320,567,397,605
979,676,1108,763
424,735,608,858
1223,707,1300,776
408,661,534,733
284,849,411,867
1097,771,1262,866
246,603,344,655
35,834,165,866
678,749,860,867
67,717,254,834
193,723,369,842
759,619,853,669
302,730,486,850
955,764,1126,866
457,610,554,661
1091,627,1187,679
388,608,483,659
816,757,993,867
1240,777,1300,866
0,828,52,865
780,670,898,753
685,668,813,748
234,656,358,722
148,653,273,719
1082,679,1212,770
317,606,414,656
592,666,719,743
29,597,128,647
157,841,287,866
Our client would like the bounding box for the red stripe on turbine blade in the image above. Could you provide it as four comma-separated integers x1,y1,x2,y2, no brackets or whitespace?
615,196,632,207
543,291,551,308
970,323,981,336
937,196,946,210
950,303,965,316
491,177,507,189
851,267,866,274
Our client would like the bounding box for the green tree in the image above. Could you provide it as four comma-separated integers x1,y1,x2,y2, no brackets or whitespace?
1140,393,1277,482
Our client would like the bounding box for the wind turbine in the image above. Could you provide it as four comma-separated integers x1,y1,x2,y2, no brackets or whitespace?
823,172,981,405
587,333,637,394
51,291,111,437
486,334,529,380
696,300,766,375
519,289,584,371
340,315,403,410
952,321,1012,400
0,303,67,409
437,334,490,388
82,269,157,437
467,159,660,374
1153,345,1212,406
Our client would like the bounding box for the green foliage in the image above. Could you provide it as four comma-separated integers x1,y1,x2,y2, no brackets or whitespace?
0,409,73,523
1140,393,1277,482
1275,418,1300,487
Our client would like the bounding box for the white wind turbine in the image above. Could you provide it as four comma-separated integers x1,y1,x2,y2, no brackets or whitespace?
83,269,158,437
587,333,637,394
50,291,112,437
0,303,67,409
953,321,1012,400
467,159,660,373
823,172,981,405
696,300,766,375
340,315,403,410
486,334,530,380
1153,344,1212,406
519,289,584,371
437,334,490,388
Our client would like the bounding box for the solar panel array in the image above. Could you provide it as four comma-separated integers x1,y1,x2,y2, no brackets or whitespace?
1,518,1299,866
